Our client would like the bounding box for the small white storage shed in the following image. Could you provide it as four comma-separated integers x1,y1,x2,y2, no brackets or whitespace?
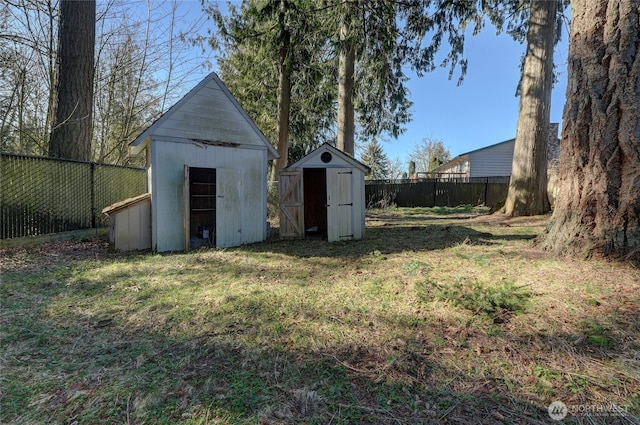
102,193,151,251
279,143,368,242
128,72,279,252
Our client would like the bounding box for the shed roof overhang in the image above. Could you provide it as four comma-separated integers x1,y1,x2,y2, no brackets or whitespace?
102,192,151,215
130,136,277,159
129,136,150,157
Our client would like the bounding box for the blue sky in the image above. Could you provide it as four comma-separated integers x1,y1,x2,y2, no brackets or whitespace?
385,26,569,162
175,1,569,165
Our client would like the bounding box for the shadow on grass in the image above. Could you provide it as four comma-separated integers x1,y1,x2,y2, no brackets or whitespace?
246,224,537,259
2,223,638,424
3,256,639,424
0,283,555,424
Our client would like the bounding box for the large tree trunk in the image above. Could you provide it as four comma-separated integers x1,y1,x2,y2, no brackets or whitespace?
337,5,355,156
504,0,557,216
272,44,291,180
271,0,292,182
49,0,95,161
538,0,640,263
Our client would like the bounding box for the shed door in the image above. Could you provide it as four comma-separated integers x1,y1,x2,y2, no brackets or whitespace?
326,168,353,242
216,168,242,248
279,168,304,238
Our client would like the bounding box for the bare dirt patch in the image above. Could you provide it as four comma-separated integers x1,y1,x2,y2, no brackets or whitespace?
0,237,112,274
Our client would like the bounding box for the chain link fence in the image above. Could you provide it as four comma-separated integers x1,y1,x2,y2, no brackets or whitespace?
1,153,147,239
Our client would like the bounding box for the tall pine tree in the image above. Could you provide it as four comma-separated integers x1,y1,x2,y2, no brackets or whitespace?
360,139,390,181
539,0,640,263
49,0,95,161
207,0,334,179
504,0,560,216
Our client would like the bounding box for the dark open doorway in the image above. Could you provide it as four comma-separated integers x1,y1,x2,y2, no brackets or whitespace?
189,167,216,247
303,168,327,238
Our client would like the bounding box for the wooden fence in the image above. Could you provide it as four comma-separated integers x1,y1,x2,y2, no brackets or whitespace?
1,153,147,239
365,177,510,208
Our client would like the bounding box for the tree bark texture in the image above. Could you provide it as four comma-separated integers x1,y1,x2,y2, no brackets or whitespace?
504,0,557,216
539,0,640,262
49,0,95,161
337,6,355,156
272,1,292,182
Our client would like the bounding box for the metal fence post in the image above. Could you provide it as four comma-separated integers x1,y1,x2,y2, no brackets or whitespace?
433,179,437,207
484,177,489,206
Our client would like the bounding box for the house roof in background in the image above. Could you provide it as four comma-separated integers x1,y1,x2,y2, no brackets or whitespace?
458,138,515,157
434,138,514,172
436,122,560,173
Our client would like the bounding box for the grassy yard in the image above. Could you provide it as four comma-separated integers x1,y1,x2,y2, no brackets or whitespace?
1,207,639,424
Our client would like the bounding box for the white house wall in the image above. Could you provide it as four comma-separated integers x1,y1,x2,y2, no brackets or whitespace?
150,139,267,252
469,140,515,178
153,83,266,147
438,160,470,177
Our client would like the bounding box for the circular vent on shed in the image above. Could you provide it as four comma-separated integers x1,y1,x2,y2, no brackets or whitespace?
321,152,332,163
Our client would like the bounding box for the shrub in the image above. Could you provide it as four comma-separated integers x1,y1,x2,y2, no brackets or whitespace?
417,278,531,322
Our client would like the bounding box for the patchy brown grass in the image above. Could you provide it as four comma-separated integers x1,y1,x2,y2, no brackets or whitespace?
1,207,638,425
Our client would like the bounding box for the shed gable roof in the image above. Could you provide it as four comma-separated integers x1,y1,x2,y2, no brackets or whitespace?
129,72,279,160
287,143,370,173
102,193,151,215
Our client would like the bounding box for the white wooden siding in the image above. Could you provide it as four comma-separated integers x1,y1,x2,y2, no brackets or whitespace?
326,168,354,241
154,81,265,146
285,144,367,241
150,139,267,252
469,140,515,177
296,153,355,168
109,199,151,251
439,160,470,176
216,168,242,248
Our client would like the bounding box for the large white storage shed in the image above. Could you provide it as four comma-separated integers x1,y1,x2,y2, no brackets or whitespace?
129,72,279,252
279,144,368,242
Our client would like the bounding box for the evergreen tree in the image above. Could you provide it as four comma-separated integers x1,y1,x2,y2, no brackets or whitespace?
539,0,640,263
504,0,561,216
360,139,390,181
49,0,96,160
208,0,334,179
208,0,488,161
